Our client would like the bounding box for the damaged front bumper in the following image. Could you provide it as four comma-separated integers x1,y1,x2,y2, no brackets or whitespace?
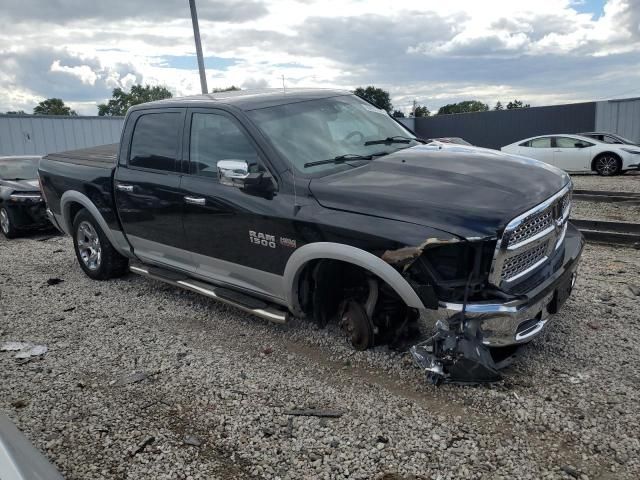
412,223,584,383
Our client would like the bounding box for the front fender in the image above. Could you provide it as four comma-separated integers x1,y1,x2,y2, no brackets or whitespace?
282,242,426,315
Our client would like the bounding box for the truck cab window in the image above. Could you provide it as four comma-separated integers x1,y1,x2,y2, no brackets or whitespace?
189,113,261,178
129,113,181,171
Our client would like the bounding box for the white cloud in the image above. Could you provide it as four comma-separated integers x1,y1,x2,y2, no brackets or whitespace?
50,60,98,85
0,0,639,115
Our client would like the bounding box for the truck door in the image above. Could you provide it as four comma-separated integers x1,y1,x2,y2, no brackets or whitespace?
180,108,290,299
114,108,194,271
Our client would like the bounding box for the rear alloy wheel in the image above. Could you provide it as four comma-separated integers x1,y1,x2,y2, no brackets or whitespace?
0,207,18,239
76,220,102,271
594,155,620,176
72,209,129,280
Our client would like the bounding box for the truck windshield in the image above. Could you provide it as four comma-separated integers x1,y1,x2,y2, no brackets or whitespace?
0,157,40,180
247,95,419,174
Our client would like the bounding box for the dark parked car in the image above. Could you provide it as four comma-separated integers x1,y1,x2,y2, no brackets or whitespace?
39,89,583,383
0,156,50,238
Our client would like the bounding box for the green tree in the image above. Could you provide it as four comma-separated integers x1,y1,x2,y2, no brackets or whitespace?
506,99,530,109
98,84,173,116
414,105,430,117
33,98,76,116
494,101,504,111
5,110,27,115
354,86,393,112
436,100,489,115
211,85,241,93
392,109,405,118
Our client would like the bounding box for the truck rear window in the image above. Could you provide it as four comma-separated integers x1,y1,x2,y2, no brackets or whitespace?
129,113,181,171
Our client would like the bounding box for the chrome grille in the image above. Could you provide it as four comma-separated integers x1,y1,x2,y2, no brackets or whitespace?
508,209,553,246
560,192,570,214
490,185,572,287
507,191,570,248
501,240,549,280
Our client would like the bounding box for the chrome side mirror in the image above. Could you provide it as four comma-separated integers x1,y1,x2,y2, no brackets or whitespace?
217,159,250,187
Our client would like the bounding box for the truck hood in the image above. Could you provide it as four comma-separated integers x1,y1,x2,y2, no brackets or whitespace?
309,144,570,239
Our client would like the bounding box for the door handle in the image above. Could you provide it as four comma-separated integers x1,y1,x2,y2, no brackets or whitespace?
184,196,206,206
116,184,134,192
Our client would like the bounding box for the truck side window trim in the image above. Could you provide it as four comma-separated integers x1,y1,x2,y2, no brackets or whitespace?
126,110,185,174
183,109,276,183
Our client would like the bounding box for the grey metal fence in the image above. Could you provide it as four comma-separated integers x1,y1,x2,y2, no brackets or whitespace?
595,98,640,144
412,102,597,150
0,115,124,156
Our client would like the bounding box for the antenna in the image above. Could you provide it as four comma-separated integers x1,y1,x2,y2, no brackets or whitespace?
282,75,286,93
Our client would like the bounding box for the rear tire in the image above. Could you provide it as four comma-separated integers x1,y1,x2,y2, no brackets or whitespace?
72,209,129,280
594,154,621,176
0,207,19,239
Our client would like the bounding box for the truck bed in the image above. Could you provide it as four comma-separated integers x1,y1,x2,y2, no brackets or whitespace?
44,143,118,168
39,143,121,233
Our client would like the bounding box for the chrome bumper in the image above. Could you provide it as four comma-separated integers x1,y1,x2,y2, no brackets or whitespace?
429,223,584,347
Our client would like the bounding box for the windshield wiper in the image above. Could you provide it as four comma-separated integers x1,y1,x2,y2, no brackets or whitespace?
303,152,387,168
364,135,427,146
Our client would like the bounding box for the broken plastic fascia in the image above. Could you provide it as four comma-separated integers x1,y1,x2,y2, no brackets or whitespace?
381,237,460,271
391,237,503,384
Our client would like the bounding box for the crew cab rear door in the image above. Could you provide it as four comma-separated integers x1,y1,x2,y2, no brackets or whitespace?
114,108,194,271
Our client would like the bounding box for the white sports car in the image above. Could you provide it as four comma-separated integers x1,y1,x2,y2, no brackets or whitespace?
501,134,640,176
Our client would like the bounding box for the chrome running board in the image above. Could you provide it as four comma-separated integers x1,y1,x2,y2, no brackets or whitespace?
129,265,289,324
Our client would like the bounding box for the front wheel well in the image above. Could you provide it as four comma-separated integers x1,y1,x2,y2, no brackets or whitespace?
295,259,420,349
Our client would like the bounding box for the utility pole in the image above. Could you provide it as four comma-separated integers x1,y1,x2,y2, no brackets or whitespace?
189,0,208,94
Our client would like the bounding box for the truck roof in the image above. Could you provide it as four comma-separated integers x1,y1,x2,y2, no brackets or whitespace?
133,88,352,112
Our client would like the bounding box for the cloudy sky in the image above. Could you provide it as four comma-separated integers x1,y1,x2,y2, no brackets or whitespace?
1,0,639,115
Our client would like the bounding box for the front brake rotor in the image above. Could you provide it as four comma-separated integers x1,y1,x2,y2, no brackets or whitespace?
338,299,374,351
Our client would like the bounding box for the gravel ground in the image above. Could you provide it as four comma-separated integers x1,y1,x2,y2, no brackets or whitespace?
1,233,640,480
570,172,640,193
569,172,640,222
571,201,640,222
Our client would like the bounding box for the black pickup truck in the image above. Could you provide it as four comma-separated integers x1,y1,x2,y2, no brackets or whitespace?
39,89,583,383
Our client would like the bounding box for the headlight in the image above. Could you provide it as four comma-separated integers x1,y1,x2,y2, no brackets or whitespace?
621,148,640,155
404,240,497,303
9,193,42,203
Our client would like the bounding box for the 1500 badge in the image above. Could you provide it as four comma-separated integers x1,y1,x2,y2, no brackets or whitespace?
249,231,297,249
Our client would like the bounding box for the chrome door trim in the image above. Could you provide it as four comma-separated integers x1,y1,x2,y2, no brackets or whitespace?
184,196,206,205
126,235,285,302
